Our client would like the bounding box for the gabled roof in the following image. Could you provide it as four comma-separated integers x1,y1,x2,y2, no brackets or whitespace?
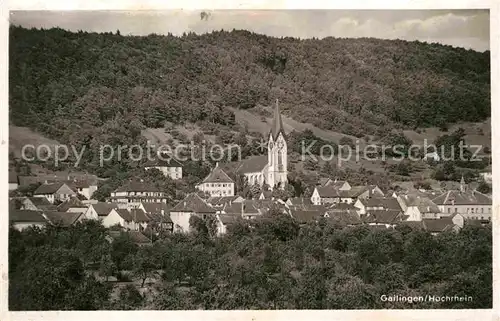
63,179,92,189
129,209,150,222
287,197,313,206
202,165,234,183
364,209,403,224
34,182,67,195
233,155,269,174
325,210,362,226
147,212,173,224
432,190,492,206
115,209,133,221
141,202,170,214
340,185,380,198
44,211,82,227
290,209,323,223
269,99,285,140
91,202,118,216
328,202,357,211
10,210,47,223
57,196,87,212
399,195,441,213
114,180,160,193
358,197,402,211
37,204,59,211
26,197,52,206
218,214,241,225
171,193,216,213
206,195,242,206
223,200,261,215
316,185,341,198
422,218,455,233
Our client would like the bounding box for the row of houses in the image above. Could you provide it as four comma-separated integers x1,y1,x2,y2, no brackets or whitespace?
10,173,99,201
9,173,492,238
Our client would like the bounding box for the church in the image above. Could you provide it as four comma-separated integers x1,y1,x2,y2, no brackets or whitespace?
198,100,288,196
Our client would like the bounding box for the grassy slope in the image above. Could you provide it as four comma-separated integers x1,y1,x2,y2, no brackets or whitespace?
10,113,491,179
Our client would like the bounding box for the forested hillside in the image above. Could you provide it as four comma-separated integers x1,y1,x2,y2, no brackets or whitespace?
10,25,490,142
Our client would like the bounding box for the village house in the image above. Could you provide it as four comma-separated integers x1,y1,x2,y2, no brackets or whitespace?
396,194,442,221
144,156,183,180
57,196,88,214
432,189,492,220
311,180,351,205
311,183,383,205
221,200,263,220
286,197,313,208
102,208,136,230
363,209,405,228
9,210,47,231
400,214,464,235
354,197,402,215
82,202,118,220
19,197,57,211
43,211,83,227
33,182,77,204
108,179,169,209
205,195,244,209
196,164,235,197
216,214,240,236
324,204,363,227
64,179,98,200
169,193,217,233
289,209,324,225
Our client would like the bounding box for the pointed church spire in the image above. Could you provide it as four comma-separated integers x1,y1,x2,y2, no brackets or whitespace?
270,99,285,140
460,175,466,193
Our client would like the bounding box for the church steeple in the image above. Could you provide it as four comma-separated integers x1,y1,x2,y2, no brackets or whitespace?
270,99,285,140
460,175,466,193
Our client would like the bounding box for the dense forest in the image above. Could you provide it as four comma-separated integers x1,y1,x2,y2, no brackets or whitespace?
10,26,490,140
9,212,492,310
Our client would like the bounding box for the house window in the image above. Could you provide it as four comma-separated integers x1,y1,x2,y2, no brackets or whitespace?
447,208,450,213
481,208,484,213
454,208,457,213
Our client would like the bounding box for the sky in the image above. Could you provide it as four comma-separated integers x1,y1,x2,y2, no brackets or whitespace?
10,10,490,52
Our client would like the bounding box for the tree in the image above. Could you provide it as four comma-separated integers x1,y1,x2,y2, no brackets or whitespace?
125,246,159,288
99,253,117,281
9,246,111,310
477,180,491,194
113,284,144,310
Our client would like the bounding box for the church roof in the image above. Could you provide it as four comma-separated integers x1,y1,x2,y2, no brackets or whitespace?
270,99,285,140
202,165,234,183
234,155,267,174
